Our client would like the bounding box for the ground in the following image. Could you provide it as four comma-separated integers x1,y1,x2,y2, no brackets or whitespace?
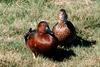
0,0,100,67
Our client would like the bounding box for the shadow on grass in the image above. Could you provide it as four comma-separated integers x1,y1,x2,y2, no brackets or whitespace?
64,35,96,48
43,48,76,62
74,36,96,47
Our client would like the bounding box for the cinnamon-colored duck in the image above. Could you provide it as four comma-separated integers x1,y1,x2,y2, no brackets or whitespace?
24,21,58,56
52,9,76,47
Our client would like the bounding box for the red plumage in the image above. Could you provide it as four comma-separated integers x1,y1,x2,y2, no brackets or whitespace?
24,21,58,56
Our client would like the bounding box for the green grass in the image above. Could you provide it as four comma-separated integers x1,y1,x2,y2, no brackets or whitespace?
0,0,100,67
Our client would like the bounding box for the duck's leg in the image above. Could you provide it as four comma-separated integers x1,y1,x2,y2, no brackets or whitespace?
32,53,36,59
32,52,38,59
31,47,39,58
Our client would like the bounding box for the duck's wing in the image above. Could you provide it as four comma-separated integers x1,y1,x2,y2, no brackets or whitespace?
65,21,76,35
24,28,36,44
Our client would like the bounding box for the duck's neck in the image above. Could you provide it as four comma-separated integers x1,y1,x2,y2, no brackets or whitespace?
37,31,46,36
58,19,66,24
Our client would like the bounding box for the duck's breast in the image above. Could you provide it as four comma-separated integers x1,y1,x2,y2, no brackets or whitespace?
35,34,54,50
30,34,55,53
53,23,71,41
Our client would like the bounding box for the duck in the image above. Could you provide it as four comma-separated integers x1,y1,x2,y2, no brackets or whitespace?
24,21,58,56
52,9,76,47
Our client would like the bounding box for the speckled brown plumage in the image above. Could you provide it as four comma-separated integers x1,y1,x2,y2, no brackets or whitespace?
52,9,76,47
52,21,71,41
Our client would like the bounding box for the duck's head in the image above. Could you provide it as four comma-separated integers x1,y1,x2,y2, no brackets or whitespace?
58,9,68,23
37,21,49,35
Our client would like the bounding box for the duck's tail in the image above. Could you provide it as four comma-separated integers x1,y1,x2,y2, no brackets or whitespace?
24,28,35,44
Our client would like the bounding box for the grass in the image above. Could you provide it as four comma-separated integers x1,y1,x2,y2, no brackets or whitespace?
0,0,100,67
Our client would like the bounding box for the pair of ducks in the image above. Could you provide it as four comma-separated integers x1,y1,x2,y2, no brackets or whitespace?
24,9,76,56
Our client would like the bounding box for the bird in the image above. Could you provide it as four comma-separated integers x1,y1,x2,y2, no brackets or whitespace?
52,9,76,47
24,21,58,57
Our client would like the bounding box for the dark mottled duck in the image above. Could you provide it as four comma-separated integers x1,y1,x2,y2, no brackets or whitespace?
52,9,76,47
